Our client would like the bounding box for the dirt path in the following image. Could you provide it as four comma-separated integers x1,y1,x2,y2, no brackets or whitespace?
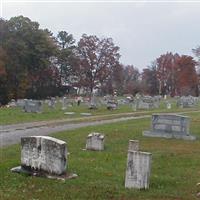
0,115,150,148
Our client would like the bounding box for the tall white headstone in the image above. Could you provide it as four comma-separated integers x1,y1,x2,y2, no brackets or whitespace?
125,151,152,189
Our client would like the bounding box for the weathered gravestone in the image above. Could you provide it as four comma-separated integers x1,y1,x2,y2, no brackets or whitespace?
16,99,26,108
166,101,172,109
136,96,159,110
143,114,196,140
125,151,152,189
86,133,104,151
21,136,66,175
177,96,197,108
62,97,67,110
107,99,118,110
48,97,56,108
23,100,42,113
8,99,16,107
10,136,78,180
89,96,98,109
128,140,139,151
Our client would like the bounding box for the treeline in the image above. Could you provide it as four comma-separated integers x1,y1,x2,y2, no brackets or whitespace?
0,16,200,104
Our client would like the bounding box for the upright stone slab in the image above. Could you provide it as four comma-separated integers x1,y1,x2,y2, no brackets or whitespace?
166,101,171,109
48,97,56,108
16,99,26,108
86,133,104,151
89,96,98,109
62,97,67,110
125,151,152,189
23,100,42,113
21,136,67,175
128,140,139,151
143,114,196,140
107,100,118,110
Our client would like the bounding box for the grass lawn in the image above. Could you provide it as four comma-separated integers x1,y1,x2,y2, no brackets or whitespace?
1,111,200,199
0,99,200,125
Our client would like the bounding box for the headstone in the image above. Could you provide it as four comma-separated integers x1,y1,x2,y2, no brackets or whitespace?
89,96,98,109
128,140,139,151
166,101,171,109
177,96,197,108
8,99,16,107
48,97,56,108
143,114,196,140
16,99,26,108
86,132,104,151
11,136,79,180
125,151,152,189
136,96,160,110
107,99,118,110
23,100,42,113
20,136,67,175
62,97,67,110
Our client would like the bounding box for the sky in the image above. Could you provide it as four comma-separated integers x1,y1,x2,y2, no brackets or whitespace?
1,0,200,70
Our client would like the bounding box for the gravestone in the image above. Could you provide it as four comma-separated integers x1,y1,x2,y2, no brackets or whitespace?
128,140,139,151
16,99,26,108
166,101,171,109
48,97,56,108
89,96,98,109
12,136,67,175
125,151,152,189
62,97,67,110
23,100,42,113
177,96,197,108
136,96,159,110
8,99,16,107
143,114,196,140
107,99,118,110
86,133,104,151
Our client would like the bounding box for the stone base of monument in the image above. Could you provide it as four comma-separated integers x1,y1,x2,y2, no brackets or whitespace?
11,166,78,181
143,131,196,141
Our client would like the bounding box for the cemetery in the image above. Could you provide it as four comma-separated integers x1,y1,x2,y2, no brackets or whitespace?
1,97,200,200
1,5,200,200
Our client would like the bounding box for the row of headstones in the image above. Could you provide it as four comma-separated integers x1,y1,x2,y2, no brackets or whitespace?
134,95,200,110
9,97,118,112
177,95,199,108
11,135,151,189
8,98,71,113
8,95,200,113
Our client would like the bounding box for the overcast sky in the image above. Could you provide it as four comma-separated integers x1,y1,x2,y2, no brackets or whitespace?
2,1,200,70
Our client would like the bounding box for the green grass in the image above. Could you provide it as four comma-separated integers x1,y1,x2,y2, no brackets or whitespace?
1,112,200,199
0,98,199,125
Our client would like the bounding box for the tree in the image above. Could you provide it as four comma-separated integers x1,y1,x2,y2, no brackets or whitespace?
123,65,140,95
73,34,120,95
156,52,179,96
0,16,58,103
141,62,159,96
56,31,76,85
175,55,198,96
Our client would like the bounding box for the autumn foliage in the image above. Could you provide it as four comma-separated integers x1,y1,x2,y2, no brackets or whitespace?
0,16,199,104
